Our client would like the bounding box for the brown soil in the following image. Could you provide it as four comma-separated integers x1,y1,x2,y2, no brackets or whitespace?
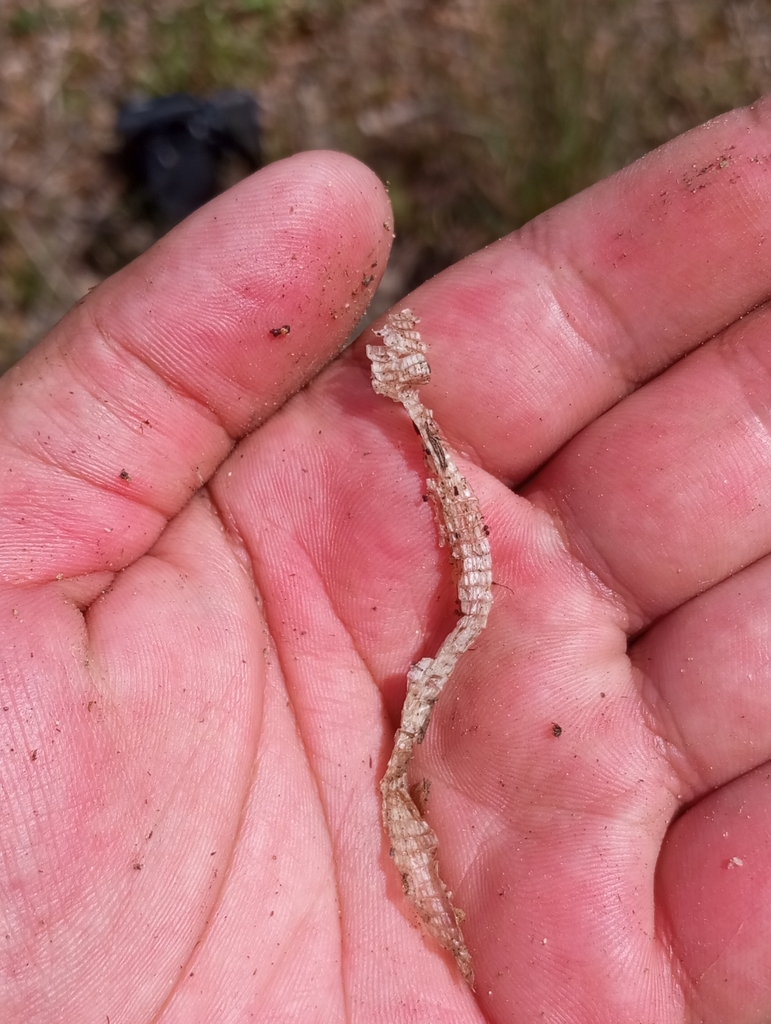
2,0,771,370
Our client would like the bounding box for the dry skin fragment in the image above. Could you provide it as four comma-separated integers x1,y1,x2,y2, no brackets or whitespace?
367,308,493,989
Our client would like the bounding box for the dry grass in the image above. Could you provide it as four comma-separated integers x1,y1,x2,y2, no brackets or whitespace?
3,0,771,368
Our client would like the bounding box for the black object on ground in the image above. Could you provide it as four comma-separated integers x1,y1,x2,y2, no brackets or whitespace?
117,91,262,227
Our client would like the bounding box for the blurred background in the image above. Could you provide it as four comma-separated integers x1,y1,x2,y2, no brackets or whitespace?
3,0,771,371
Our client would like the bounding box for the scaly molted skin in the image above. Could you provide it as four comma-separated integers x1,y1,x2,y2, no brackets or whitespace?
367,309,492,990
384,780,474,987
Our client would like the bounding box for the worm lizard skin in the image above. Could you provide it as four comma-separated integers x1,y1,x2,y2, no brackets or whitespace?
367,309,492,988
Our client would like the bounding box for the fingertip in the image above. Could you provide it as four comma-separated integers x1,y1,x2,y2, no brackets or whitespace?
87,149,393,436
0,150,393,582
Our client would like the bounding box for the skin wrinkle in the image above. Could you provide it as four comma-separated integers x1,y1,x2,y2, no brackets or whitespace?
0,311,233,544
149,693,267,1023
694,915,750,985
523,235,641,398
527,468,661,635
530,127,771,378
256,896,344,1018
265,662,351,1024
90,274,361,446
714,323,771,454
631,559,771,801
89,305,238,442
524,479,644,641
5,434,168,538
632,660,705,805
662,887,753,1013
542,304,771,634
238,535,352,1018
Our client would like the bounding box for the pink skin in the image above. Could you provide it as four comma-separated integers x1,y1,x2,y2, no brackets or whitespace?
3,96,771,1021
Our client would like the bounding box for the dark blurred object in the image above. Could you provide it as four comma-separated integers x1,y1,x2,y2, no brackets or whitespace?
116,90,262,228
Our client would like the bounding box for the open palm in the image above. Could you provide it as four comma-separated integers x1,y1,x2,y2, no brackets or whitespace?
5,101,771,1024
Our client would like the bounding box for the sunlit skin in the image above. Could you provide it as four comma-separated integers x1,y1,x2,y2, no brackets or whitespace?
4,97,771,1023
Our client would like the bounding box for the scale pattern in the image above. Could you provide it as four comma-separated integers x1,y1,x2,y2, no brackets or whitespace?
367,309,493,989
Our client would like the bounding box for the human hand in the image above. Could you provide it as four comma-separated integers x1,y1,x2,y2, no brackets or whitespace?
4,100,771,1023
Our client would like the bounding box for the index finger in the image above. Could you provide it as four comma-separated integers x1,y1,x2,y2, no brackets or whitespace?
371,97,771,484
